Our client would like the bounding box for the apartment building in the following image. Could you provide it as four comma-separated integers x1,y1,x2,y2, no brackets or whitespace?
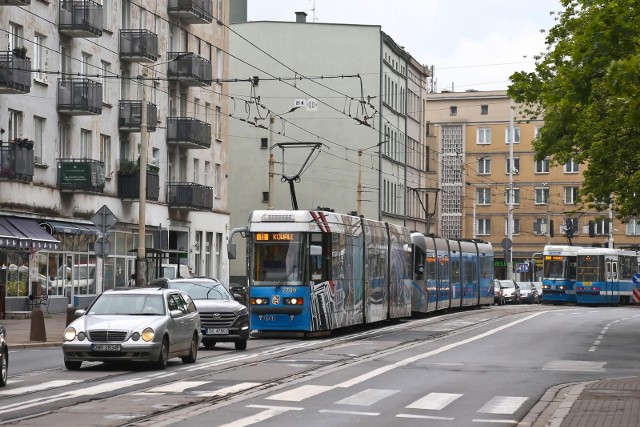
227,6,435,283
426,90,638,280
0,0,229,311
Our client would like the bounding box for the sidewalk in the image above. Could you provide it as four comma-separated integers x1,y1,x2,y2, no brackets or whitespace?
2,310,640,427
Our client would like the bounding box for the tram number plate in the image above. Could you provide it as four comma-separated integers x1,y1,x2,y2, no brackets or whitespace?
91,344,121,352
206,328,229,335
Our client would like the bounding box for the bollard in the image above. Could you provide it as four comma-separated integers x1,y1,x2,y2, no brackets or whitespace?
66,307,79,326
30,308,47,342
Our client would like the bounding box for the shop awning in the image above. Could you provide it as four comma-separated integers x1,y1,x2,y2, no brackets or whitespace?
0,219,19,249
40,220,101,236
0,216,60,251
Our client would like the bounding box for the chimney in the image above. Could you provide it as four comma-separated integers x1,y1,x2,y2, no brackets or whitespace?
295,11,307,23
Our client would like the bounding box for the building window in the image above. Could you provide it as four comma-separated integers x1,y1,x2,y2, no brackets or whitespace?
477,128,491,145
625,219,640,235
506,187,520,205
593,218,610,235
215,106,222,141
99,134,111,176
81,129,92,158
204,161,211,186
101,61,111,104
533,218,547,235
506,157,520,174
480,105,488,115
564,159,579,173
58,122,71,158
477,219,491,235
216,48,223,81
449,106,457,116
34,116,45,164
33,34,47,82
564,186,579,204
9,23,23,51
505,218,520,235
214,163,221,198
262,192,269,203
477,157,491,175
261,137,268,149
535,187,550,204
477,188,491,205
8,109,23,142
193,158,200,182
535,158,550,173
505,127,520,144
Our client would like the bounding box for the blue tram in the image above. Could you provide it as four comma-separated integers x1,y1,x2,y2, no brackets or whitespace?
541,245,583,304
230,210,494,334
575,247,639,305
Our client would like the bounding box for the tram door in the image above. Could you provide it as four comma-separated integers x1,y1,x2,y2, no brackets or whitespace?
605,258,619,302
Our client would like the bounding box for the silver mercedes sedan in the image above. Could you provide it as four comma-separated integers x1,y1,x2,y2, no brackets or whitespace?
62,287,201,370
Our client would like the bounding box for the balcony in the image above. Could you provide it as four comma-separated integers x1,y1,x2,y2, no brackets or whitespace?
117,160,160,201
57,158,105,193
167,0,212,24
166,52,212,87
119,30,158,63
0,140,34,182
59,0,103,38
119,101,157,132
167,182,213,211
57,78,102,115
0,0,30,6
0,51,31,94
166,117,211,149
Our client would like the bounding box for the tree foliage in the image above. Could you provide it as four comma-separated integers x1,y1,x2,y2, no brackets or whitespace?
508,0,640,219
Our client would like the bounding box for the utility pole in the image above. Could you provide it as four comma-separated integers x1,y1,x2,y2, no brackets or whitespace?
357,149,363,215
507,105,515,280
136,65,149,287
267,113,275,210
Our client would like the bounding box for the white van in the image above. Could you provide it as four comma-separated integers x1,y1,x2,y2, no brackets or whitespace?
161,264,192,279
49,264,97,294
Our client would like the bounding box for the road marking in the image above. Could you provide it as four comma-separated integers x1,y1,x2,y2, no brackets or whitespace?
336,388,399,406
406,392,463,410
217,405,303,427
472,419,518,424
266,384,333,401
195,382,261,397
319,409,379,416
397,413,455,421
138,380,210,394
0,379,83,395
478,396,528,414
542,360,605,372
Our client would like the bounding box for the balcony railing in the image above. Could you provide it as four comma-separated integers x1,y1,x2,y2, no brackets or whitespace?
57,78,102,115
0,0,30,6
0,140,34,182
167,0,212,24
0,52,31,94
119,30,159,63
59,0,103,37
166,52,212,86
167,182,213,211
166,117,211,149
119,101,157,132
57,158,105,193
117,160,160,201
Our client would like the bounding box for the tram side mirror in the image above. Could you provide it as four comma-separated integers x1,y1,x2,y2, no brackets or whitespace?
228,243,237,260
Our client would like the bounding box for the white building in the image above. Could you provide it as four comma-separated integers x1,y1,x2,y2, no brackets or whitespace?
227,6,435,283
0,0,230,311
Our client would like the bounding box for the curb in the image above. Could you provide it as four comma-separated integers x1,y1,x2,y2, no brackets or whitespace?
10,342,63,349
517,381,596,427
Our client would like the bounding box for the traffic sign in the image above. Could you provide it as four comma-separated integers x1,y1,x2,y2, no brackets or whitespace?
91,205,117,234
633,273,640,285
517,263,529,273
500,238,512,250
94,237,111,258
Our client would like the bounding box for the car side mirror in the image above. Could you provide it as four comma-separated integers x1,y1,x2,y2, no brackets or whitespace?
170,309,183,318
74,309,86,316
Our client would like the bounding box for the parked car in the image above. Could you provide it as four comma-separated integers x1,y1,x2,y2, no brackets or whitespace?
0,324,7,387
517,281,541,304
166,277,250,350
49,263,97,295
494,281,505,305
62,287,201,370
495,279,521,304
161,264,192,279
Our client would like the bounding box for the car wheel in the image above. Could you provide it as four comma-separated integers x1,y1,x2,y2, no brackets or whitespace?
235,340,248,351
64,359,82,371
0,349,7,387
155,337,169,369
182,333,198,364
204,341,216,350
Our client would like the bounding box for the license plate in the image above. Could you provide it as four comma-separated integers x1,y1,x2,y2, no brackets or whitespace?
206,328,229,335
91,344,121,352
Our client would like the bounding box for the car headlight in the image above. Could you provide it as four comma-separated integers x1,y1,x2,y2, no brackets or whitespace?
64,327,77,341
235,307,248,315
141,328,155,342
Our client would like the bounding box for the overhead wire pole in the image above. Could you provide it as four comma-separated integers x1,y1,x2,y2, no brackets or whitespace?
507,104,515,280
268,113,275,210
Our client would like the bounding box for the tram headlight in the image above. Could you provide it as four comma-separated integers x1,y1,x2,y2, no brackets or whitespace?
251,297,269,305
284,297,303,305
542,284,550,290
558,285,566,290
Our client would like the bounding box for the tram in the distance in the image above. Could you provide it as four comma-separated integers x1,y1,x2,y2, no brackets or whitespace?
575,247,639,305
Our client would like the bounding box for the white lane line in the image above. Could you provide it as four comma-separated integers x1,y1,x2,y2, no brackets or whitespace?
397,413,455,421
0,379,83,395
266,384,333,402
195,382,261,397
140,380,210,394
336,388,399,406
335,312,546,388
319,409,379,416
589,346,597,352
477,396,528,415
406,392,463,410
472,419,518,424
217,405,303,427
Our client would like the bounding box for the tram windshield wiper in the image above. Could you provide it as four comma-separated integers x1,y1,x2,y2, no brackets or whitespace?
275,264,297,291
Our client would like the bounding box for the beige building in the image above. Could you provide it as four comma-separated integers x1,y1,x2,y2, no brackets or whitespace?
426,90,638,280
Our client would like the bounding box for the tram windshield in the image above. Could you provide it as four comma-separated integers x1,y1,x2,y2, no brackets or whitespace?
544,255,575,280
577,255,605,282
253,232,304,284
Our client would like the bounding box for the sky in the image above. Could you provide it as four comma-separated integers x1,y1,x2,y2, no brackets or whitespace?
245,0,562,91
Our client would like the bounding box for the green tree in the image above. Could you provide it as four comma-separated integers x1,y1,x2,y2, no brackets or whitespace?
508,0,640,219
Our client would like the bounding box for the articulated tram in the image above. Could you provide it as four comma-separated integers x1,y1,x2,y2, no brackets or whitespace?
575,247,639,305
229,210,494,334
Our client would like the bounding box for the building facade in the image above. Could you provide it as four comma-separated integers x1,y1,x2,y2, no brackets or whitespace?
0,0,230,311
426,90,638,280
227,9,434,283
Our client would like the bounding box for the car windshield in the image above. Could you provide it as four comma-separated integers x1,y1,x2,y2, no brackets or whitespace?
499,281,514,289
88,294,166,315
518,282,533,290
170,281,231,300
